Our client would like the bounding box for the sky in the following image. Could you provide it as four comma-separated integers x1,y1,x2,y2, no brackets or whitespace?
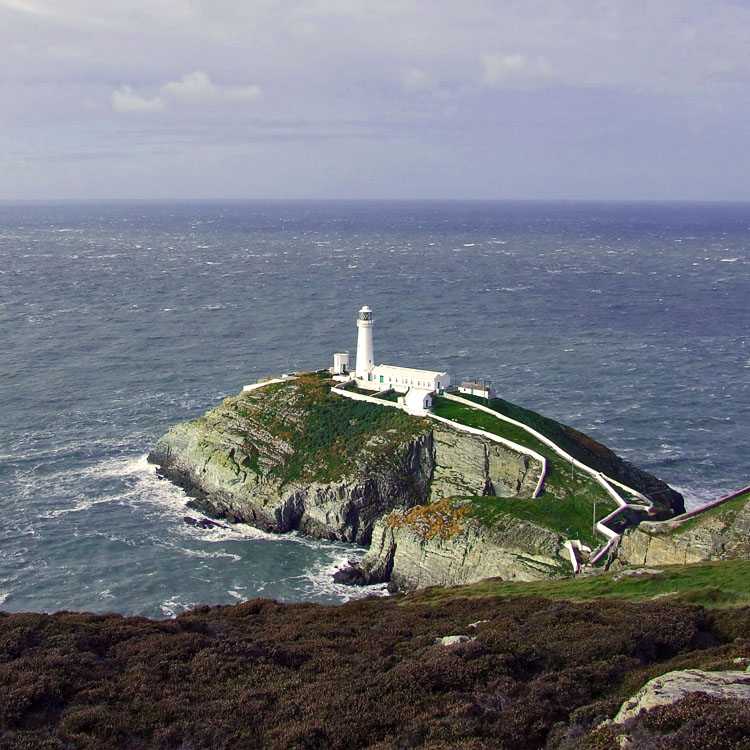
2,0,750,201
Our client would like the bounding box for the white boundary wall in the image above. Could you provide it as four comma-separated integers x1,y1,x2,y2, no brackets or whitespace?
330,386,396,408
242,377,292,392
442,394,650,503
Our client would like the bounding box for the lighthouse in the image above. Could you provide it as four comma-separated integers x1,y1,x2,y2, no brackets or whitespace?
355,305,374,379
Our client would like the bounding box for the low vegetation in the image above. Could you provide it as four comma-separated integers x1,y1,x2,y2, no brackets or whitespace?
404,558,750,609
0,590,748,749
387,497,471,541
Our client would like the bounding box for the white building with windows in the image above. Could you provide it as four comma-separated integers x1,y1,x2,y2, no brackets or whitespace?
458,380,496,400
332,305,450,414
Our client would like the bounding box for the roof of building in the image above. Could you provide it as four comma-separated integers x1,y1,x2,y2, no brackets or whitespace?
460,380,493,389
374,363,448,378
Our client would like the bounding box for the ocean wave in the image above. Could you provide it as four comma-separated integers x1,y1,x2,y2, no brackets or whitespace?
160,595,198,618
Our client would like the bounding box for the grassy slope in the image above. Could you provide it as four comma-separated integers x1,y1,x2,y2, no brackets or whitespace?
434,396,617,547
458,392,624,475
221,372,428,485
403,558,750,609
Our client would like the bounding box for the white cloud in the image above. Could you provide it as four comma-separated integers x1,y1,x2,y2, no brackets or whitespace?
0,0,48,16
161,71,262,102
111,71,261,115
402,67,433,92
111,85,165,113
401,67,452,100
481,53,554,89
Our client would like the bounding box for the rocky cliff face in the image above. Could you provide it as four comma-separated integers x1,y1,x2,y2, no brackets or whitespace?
148,375,542,548
429,425,541,500
337,499,568,591
617,489,750,567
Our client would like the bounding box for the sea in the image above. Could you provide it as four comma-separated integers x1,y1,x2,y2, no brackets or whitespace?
1,200,748,618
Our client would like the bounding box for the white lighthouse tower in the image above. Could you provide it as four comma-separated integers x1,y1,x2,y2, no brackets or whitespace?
355,305,374,380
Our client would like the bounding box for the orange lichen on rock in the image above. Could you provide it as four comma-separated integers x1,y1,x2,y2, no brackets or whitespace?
388,497,470,541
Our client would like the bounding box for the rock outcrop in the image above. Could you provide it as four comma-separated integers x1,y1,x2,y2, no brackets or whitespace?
148,375,543,549
339,501,568,591
612,667,750,726
150,373,686,590
429,425,541,500
617,488,750,567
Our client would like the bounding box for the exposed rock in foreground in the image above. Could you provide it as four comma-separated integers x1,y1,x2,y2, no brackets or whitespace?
611,666,750,725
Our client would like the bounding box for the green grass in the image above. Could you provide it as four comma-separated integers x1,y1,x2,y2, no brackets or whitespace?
435,397,553,457
403,558,750,609
456,391,619,473
231,373,429,485
466,493,613,548
434,396,617,544
377,390,402,403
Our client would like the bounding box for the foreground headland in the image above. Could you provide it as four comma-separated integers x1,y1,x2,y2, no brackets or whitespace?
2,564,750,749
147,370,698,590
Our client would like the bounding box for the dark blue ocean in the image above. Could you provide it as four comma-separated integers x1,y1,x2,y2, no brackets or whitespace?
1,201,748,617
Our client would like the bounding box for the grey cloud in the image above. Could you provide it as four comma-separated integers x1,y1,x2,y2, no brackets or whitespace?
1,0,750,199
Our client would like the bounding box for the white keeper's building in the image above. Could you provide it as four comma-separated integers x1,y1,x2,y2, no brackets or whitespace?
332,305,451,414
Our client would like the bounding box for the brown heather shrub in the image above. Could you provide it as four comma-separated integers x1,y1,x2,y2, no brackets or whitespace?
0,596,742,749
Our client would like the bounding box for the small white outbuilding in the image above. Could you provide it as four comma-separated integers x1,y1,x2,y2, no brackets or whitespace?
333,305,450,414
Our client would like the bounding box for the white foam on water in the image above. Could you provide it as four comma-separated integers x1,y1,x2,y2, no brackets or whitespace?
297,548,388,603
94,455,374,589
40,497,120,520
160,595,197,618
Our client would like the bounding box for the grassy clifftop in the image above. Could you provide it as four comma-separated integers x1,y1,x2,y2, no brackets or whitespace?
448,393,684,516
404,558,750,609
202,372,429,486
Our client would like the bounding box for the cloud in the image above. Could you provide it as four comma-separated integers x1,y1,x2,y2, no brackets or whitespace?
402,67,433,92
111,71,262,115
0,0,48,16
481,53,554,89
401,67,452,100
161,71,262,103
111,85,166,113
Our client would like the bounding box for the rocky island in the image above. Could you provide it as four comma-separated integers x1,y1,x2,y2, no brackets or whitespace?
148,370,686,590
